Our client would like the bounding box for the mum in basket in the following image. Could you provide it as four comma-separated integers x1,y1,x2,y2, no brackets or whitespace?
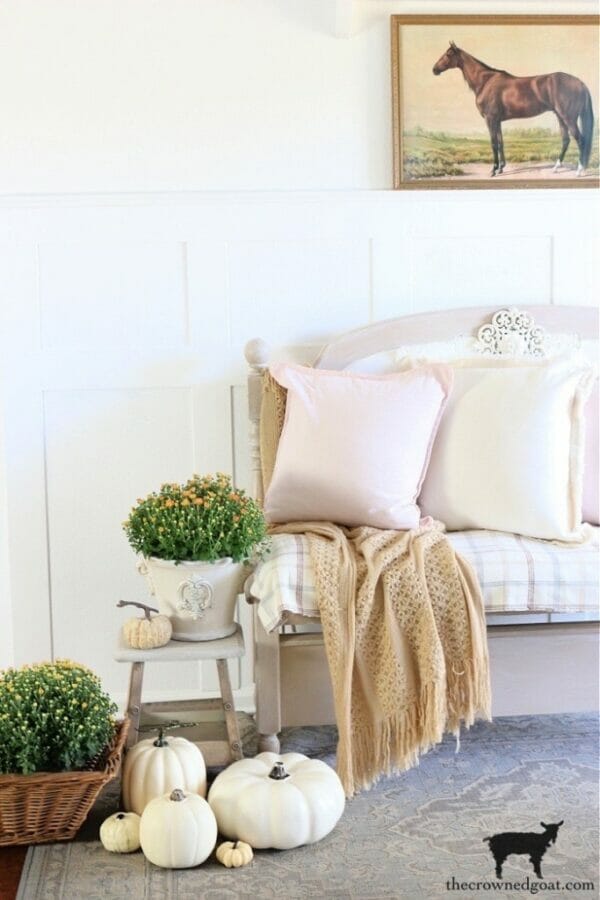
123,473,268,641
0,660,127,846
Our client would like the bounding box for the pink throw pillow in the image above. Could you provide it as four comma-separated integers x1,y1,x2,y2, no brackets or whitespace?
583,378,599,524
263,363,452,529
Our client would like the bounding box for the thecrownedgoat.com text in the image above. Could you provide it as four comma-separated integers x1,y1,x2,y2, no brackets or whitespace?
445,877,596,894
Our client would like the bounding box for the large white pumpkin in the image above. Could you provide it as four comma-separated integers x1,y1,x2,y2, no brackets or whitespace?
122,730,207,815
208,751,345,850
140,788,217,868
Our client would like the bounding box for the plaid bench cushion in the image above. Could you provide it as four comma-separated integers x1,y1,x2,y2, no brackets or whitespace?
250,529,599,633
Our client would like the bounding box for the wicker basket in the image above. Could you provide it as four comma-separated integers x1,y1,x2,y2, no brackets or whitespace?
0,718,129,847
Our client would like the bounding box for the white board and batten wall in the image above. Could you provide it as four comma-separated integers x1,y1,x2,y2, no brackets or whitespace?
0,0,598,709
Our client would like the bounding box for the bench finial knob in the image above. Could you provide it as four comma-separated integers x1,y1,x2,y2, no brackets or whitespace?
244,338,270,370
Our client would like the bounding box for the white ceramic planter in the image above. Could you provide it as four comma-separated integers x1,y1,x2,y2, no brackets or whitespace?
138,557,246,642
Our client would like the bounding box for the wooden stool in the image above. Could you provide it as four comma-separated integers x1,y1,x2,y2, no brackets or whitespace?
114,624,245,766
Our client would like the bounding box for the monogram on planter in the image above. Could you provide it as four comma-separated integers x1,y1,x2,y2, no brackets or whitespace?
123,474,268,641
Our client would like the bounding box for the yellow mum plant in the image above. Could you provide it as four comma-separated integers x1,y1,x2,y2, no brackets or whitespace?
123,473,268,564
0,660,117,775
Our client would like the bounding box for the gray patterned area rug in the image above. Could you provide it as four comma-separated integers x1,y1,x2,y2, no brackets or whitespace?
17,714,599,900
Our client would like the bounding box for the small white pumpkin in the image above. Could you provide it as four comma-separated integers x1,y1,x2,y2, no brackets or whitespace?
122,727,207,815
140,788,217,868
216,840,253,868
99,811,141,853
208,751,345,850
117,600,172,650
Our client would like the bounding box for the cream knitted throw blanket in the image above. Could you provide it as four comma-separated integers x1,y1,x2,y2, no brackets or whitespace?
271,521,491,797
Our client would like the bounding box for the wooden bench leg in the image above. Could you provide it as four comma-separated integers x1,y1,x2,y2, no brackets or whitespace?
253,604,281,754
216,658,243,761
125,661,144,750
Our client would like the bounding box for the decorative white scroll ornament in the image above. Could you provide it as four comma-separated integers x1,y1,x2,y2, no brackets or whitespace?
475,307,549,357
176,575,213,620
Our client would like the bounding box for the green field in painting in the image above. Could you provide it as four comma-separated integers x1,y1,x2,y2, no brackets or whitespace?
403,127,600,179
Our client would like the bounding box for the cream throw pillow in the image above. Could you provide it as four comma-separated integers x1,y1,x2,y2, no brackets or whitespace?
263,363,452,529
416,358,594,541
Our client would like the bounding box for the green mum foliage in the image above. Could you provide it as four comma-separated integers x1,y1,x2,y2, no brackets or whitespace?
0,660,117,775
123,473,269,564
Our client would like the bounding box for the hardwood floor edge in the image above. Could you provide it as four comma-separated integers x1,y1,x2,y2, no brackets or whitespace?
0,846,28,900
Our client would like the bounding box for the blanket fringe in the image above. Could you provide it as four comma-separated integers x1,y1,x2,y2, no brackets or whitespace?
340,680,446,797
446,656,492,735
340,657,492,797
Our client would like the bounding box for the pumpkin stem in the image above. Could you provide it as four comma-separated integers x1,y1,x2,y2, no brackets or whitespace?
116,599,159,621
169,789,186,802
268,761,290,780
116,813,125,820
153,726,169,747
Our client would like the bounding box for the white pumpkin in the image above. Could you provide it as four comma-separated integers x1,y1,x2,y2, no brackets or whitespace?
122,729,207,815
99,811,141,853
140,788,217,868
117,599,172,650
216,840,253,868
208,751,345,850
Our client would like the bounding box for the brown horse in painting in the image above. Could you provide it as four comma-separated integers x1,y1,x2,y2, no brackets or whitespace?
432,42,594,176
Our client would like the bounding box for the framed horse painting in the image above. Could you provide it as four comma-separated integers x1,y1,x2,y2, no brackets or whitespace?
391,14,600,189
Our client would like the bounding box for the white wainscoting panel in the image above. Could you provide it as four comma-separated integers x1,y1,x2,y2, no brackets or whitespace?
186,242,230,364
0,403,14,670
38,241,188,349
409,235,552,312
553,232,600,307
0,244,48,666
191,383,235,476
44,387,197,696
228,238,372,349
371,234,412,319
2,387,52,666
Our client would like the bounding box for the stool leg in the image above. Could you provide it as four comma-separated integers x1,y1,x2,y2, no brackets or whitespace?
125,662,144,750
216,658,243,761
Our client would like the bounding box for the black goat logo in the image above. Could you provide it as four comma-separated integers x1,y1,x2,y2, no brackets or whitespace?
483,821,564,879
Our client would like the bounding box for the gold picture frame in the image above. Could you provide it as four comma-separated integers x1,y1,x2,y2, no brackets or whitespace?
391,14,600,190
